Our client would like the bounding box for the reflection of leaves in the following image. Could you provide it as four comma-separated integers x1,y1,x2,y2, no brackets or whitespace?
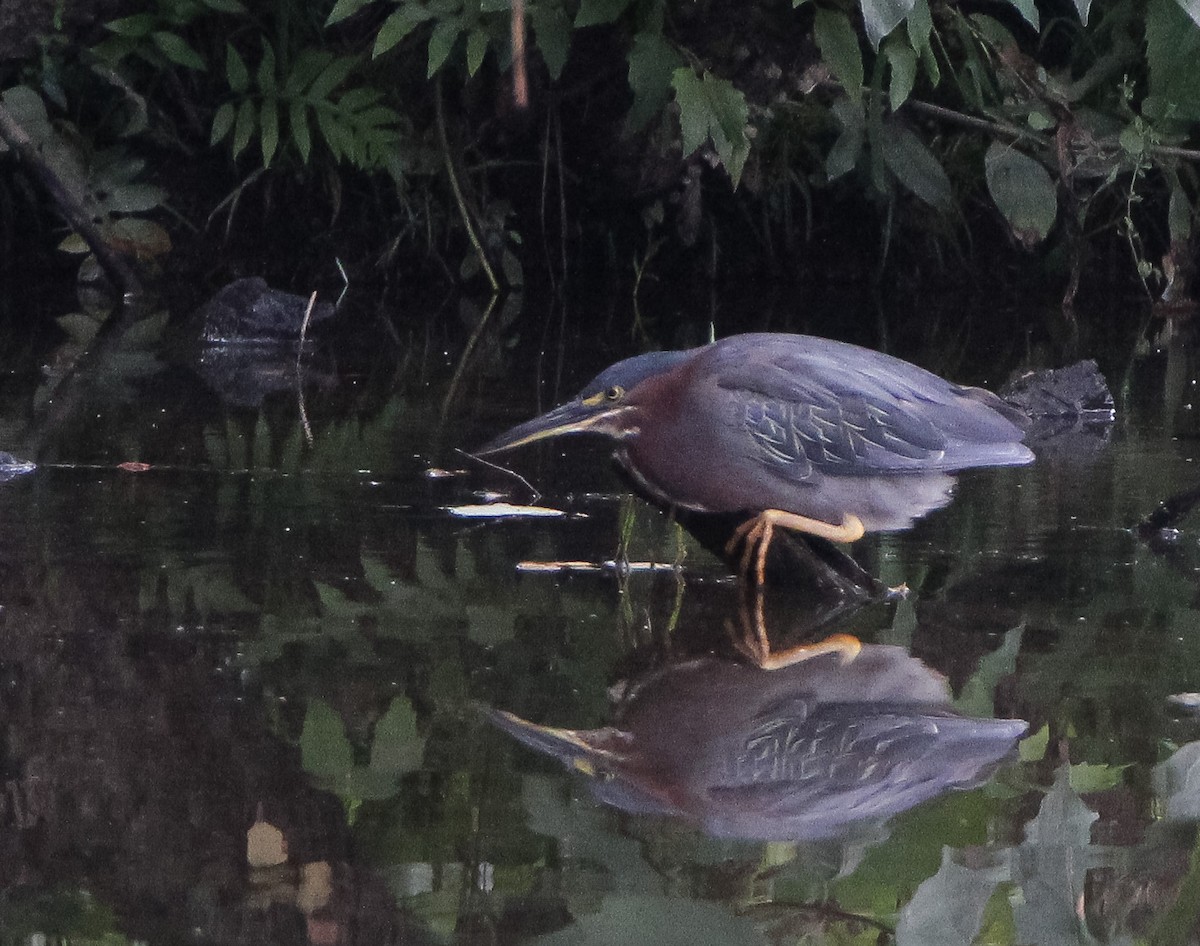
301,696,425,805
1012,766,1099,945
955,625,1022,717
370,697,425,776
536,894,766,946
301,699,354,780
895,847,1007,946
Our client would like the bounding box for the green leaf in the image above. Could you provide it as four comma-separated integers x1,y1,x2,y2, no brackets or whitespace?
284,50,333,95
626,31,683,132
300,700,354,781
104,14,157,37
427,17,461,77
373,6,431,57
883,36,917,110
1072,0,1092,24
226,43,249,93
814,7,863,104
308,57,357,101
1176,0,1200,28
260,97,278,166
878,120,951,211
531,5,572,80
466,27,489,76
151,31,206,69
1000,0,1039,29
232,99,256,158
860,0,916,48
826,96,864,179
326,0,374,26
907,0,933,55
1145,0,1200,123
211,101,235,144
257,39,277,93
369,697,425,776
105,183,165,213
289,100,312,162
671,68,750,186
575,0,635,28
984,141,1058,245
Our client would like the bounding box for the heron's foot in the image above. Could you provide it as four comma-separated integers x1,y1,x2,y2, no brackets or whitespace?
725,509,866,585
729,615,862,670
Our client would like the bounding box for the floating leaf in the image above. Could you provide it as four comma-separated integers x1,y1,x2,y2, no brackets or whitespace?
879,121,952,211
626,32,683,132
984,141,1057,246
814,7,863,104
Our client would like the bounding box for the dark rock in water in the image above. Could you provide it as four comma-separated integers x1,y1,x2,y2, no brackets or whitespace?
1001,359,1114,419
195,277,336,344
1001,360,1115,455
0,452,36,483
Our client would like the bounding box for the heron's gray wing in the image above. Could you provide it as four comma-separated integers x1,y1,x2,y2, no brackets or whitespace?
706,338,1029,473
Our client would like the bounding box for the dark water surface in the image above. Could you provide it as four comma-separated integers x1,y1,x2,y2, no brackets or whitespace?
3,292,1200,945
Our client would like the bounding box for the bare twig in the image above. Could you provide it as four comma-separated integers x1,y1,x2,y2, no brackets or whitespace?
455,447,541,502
435,76,500,292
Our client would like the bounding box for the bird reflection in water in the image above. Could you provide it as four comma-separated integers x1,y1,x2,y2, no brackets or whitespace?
489,645,1027,841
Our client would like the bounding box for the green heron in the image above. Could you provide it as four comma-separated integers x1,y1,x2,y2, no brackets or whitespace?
479,333,1032,585
488,645,1027,840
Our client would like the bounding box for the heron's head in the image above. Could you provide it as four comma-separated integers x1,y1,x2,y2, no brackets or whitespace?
477,349,691,455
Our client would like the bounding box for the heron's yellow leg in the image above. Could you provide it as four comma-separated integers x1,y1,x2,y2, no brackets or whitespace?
727,599,862,670
726,509,866,584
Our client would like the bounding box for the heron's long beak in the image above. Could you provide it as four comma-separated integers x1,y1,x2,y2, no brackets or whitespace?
486,708,624,776
476,400,624,455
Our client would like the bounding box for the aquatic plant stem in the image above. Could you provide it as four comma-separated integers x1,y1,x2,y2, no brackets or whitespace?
435,77,500,292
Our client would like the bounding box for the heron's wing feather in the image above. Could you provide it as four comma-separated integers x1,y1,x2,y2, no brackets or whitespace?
708,340,1029,472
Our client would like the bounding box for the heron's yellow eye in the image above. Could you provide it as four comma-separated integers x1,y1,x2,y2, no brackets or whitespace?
606,385,625,401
